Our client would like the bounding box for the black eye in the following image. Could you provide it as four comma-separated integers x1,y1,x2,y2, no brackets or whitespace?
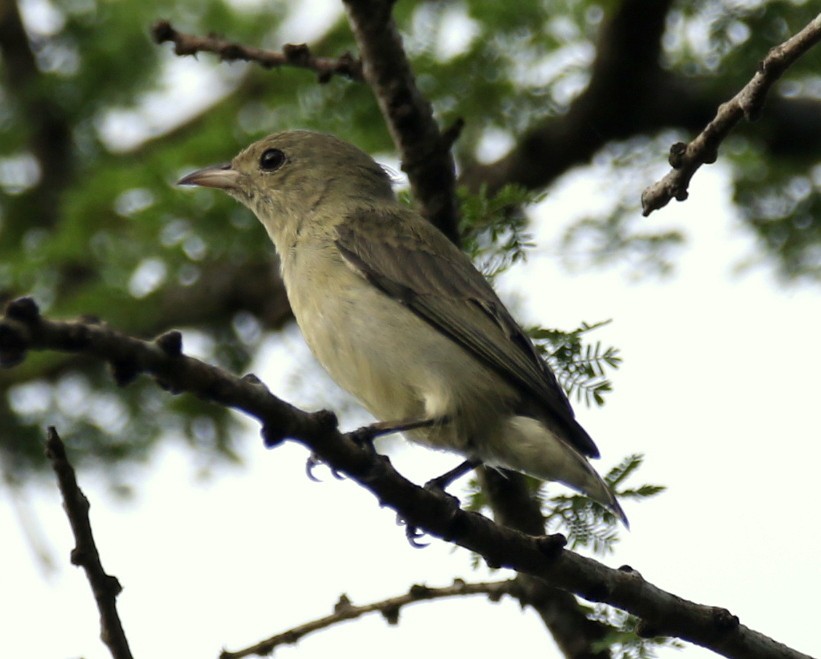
259,148,286,171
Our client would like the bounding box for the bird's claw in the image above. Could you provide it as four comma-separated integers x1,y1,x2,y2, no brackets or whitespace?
305,453,344,481
396,513,430,548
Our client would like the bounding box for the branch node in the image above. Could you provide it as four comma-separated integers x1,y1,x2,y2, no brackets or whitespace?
334,593,352,613
667,142,687,168
242,373,265,387
535,533,567,558
311,408,339,433
711,607,740,631
5,296,41,323
283,43,311,66
618,564,642,578
409,583,431,597
261,424,287,448
150,19,175,43
381,604,400,625
155,330,183,356
110,359,140,387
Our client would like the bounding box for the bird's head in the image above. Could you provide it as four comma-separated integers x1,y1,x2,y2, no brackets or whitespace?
178,130,395,246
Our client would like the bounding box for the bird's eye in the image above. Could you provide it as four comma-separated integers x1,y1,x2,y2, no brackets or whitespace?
259,148,286,172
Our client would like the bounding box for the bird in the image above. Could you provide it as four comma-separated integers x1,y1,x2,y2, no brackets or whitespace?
178,130,627,526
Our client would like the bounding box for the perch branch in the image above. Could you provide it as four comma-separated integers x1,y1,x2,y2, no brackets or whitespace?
0,298,812,659
45,427,134,659
641,12,821,215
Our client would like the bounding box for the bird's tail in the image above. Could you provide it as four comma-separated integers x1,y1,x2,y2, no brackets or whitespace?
488,415,629,528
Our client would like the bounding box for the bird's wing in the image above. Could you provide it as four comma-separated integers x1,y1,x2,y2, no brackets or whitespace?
335,207,599,458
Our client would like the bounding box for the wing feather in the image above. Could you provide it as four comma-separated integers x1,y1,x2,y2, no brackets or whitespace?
335,208,599,458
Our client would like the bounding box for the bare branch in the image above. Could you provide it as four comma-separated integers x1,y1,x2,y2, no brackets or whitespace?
641,12,821,215
342,0,462,243
0,297,813,659
221,579,515,658
150,20,363,82
45,427,133,659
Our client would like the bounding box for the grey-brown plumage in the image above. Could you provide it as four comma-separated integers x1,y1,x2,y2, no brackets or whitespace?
178,130,627,526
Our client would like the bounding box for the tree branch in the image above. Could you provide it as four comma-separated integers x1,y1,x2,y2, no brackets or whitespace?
45,427,133,659
480,469,612,658
0,0,74,229
641,12,821,215
221,579,515,658
460,0,676,195
0,297,812,659
150,20,362,82
342,0,462,243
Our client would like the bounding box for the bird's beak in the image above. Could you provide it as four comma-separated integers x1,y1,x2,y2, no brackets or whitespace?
177,163,239,190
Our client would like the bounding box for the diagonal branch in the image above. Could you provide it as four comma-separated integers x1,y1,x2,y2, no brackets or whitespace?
45,427,133,659
460,0,676,196
221,579,515,659
0,297,812,659
641,12,821,215
150,20,363,82
342,0,462,243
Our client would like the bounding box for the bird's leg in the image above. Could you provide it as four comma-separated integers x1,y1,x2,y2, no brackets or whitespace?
307,416,448,480
346,415,448,449
401,458,481,547
424,458,482,491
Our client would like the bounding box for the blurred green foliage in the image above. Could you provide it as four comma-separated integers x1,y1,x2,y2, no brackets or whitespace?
0,0,818,484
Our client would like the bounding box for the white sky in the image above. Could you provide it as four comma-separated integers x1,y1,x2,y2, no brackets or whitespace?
1,161,818,659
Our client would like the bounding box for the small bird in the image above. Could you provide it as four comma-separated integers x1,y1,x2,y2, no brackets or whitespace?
179,130,627,526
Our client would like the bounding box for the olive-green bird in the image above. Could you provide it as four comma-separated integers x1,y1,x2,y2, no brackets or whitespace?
179,130,627,526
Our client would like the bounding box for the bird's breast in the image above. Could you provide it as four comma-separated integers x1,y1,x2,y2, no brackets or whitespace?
281,244,515,453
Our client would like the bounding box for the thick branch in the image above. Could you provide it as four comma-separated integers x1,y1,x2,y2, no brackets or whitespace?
150,20,362,82
641,12,821,215
0,298,811,659
0,0,74,227
460,0,675,195
221,579,515,658
45,427,133,659
480,469,611,659
342,0,461,243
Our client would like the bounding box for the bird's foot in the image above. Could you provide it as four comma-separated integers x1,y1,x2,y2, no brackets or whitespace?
424,458,481,493
305,453,344,481
347,415,446,449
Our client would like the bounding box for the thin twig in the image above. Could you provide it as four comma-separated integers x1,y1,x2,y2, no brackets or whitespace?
641,12,821,215
0,298,812,659
151,20,363,82
220,579,515,658
45,427,134,659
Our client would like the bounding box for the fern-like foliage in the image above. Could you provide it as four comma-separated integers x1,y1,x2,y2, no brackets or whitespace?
530,320,622,407
459,184,540,280
464,455,665,557
588,607,685,659
543,454,665,553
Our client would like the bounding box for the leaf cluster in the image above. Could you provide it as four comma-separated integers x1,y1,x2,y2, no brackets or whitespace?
530,320,622,407
1,0,818,479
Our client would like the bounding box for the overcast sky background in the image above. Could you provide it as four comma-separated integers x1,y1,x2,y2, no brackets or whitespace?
2,2,820,657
